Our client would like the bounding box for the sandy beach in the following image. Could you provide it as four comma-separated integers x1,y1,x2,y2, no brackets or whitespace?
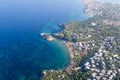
62,41,75,71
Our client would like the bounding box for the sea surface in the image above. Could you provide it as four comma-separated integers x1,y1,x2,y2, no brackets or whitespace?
0,0,90,80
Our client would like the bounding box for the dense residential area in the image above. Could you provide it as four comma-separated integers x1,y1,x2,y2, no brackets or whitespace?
42,0,120,80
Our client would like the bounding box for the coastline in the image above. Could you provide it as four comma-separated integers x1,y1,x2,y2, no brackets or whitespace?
61,41,75,71
42,0,89,78
42,0,92,79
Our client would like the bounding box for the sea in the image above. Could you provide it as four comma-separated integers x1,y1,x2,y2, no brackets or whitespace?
0,0,90,80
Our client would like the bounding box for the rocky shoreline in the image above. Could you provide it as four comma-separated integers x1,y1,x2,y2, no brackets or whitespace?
40,32,55,41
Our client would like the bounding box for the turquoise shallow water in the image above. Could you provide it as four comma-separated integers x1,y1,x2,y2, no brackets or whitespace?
0,0,90,80
0,35,69,80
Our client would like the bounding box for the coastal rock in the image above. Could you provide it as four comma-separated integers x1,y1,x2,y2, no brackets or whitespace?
40,32,55,41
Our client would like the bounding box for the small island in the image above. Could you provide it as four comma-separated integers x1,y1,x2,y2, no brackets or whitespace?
40,32,55,41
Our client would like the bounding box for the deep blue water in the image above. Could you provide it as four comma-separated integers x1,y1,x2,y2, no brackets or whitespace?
0,0,89,80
